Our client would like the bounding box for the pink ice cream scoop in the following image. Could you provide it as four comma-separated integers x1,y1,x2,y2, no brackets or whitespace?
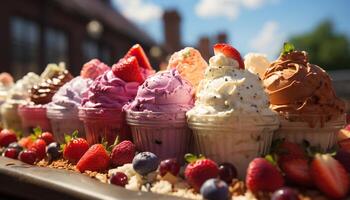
124,69,194,112
167,47,208,90
81,70,139,109
80,59,110,79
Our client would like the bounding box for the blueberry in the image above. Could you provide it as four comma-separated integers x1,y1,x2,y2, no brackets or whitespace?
200,178,229,200
271,187,299,200
132,152,159,176
8,142,23,152
46,142,61,160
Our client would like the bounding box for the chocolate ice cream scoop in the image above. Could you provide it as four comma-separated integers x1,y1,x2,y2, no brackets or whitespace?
263,44,345,124
30,70,73,105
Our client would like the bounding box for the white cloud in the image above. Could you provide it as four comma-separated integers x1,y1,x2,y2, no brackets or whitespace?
249,21,286,58
113,0,163,23
195,0,274,21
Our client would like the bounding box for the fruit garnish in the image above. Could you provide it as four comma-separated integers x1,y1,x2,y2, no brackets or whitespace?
132,152,159,176
271,140,307,164
184,154,219,191
3,148,19,159
125,44,152,69
213,43,244,69
62,131,89,164
0,129,18,147
110,140,136,167
110,172,128,187
311,153,349,199
46,142,61,161
112,57,144,83
200,178,229,200
280,158,313,187
18,149,37,165
271,187,299,200
218,162,237,184
334,149,350,173
281,42,295,56
246,158,284,193
76,144,111,172
29,138,47,161
159,158,181,177
39,132,54,145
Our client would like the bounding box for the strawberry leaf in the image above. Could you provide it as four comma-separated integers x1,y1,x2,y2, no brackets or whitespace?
64,134,72,144
185,153,198,163
282,42,295,55
265,154,277,166
71,130,78,139
33,127,42,137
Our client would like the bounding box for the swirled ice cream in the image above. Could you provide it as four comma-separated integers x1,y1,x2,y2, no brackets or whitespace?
81,70,139,109
187,50,275,122
263,50,345,123
124,69,194,113
167,47,208,90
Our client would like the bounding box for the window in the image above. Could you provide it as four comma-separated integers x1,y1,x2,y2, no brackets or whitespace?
45,28,68,64
83,39,111,65
10,17,40,77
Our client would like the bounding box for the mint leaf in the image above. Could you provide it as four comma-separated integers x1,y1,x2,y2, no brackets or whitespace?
282,42,295,55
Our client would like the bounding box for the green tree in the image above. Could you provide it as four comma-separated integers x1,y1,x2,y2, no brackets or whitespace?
290,20,350,70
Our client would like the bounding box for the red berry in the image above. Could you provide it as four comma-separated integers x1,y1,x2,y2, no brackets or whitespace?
18,150,37,165
246,158,284,193
3,148,19,159
311,154,349,199
0,129,17,147
159,159,180,177
63,138,89,164
110,172,128,187
280,158,313,187
112,57,144,83
275,141,307,164
125,44,152,69
185,159,219,191
18,136,34,149
334,149,350,173
76,144,110,172
213,43,244,69
218,162,237,184
40,132,54,144
110,140,136,167
29,139,47,161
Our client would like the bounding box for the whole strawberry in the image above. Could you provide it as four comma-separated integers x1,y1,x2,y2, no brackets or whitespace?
40,132,54,144
63,131,89,164
184,154,219,191
76,144,110,172
246,158,284,193
29,139,47,160
273,140,307,164
110,140,136,167
18,136,34,149
0,129,17,147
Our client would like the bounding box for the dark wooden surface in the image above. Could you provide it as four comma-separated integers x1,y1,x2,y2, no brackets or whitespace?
0,157,186,200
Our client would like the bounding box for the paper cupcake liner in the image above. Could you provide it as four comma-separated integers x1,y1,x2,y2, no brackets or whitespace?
82,119,125,145
49,118,85,144
18,106,52,136
191,127,274,179
130,125,192,163
274,115,345,151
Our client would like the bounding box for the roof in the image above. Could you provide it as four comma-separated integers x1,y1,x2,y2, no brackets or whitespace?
53,0,155,46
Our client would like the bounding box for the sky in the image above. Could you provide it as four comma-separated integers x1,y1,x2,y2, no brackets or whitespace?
112,0,350,59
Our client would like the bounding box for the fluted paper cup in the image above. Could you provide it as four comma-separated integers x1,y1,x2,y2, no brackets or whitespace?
274,114,346,151
188,114,279,179
79,107,130,145
126,111,192,163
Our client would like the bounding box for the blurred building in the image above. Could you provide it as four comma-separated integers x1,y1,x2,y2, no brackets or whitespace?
0,0,156,79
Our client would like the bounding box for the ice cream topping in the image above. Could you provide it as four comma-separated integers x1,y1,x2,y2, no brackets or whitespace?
187,44,275,120
124,69,194,112
81,70,139,109
263,44,345,122
244,53,270,79
80,59,110,79
7,72,41,101
29,63,73,105
167,47,208,90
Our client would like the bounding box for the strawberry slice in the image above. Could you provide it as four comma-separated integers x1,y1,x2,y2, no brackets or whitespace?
275,141,307,165
280,158,313,187
125,44,152,69
311,154,350,199
213,43,244,69
112,56,144,83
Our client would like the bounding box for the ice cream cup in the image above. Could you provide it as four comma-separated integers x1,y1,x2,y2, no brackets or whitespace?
126,111,192,163
18,104,52,136
273,114,346,151
47,108,85,144
79,107,130,145
188,114,279,179
1,101,24,132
